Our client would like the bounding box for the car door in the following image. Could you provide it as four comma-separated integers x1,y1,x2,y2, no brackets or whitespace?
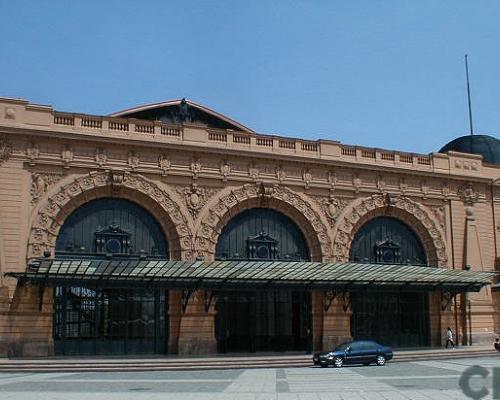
345,341,364,364
359,341,377,363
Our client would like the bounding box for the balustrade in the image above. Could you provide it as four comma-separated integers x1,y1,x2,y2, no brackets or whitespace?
233,134,251,145
381,152,395,161
208,130,228,142
81,117,102,129
54,113,74,126
256,137,273,147
135,122,154,134
51,112,439,171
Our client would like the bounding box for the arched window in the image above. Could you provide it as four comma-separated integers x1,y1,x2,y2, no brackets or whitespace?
215,208,309,261
350,217,426,265
55,198,168,259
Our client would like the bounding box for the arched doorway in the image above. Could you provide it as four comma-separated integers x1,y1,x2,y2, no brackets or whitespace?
349,217,430,347
53,198,169,355
215,208,311,352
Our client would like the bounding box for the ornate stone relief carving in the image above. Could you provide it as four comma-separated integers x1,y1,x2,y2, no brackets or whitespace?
190,159,202,180
178,183,219,219
248,165,259,181
303,170,313,189
28,171,193,260
376,175,386,193
352,174,361,193
333,194,448,266
220,163,231,182
420,180,429,199
441,181,450,197
26,142,39,166
430,205,446,232
158,154,171,175
4,107,15,119
61,146,73,168
316,193,348,228
399,177,408,195
276,166,286,183
127,151,140,169
197,183,332,260
94,148,107,167
454,159,479,171
0,137,12,165
328,171,337,192
458,182,479,205
31,173,63,204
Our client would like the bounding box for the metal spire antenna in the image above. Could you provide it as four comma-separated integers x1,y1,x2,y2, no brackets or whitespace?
464,54,474,136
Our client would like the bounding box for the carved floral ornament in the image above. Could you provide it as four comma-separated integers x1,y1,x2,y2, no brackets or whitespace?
28,171,193,260
190,159,202,179
26,143,40,165
128,151,140,169
94,148,107,167
276,167,286,183
376,175,386,193
158,154,171,175
316,193,348,228
61,146,73,168
457,182,479,205
328,171,338,191
352,174,361,193
333,194,448,266
30,172,63,204
0,137,12,165
197,183,333,260
248,166,259,181
220,163,231,181
178,183,219,219
399,178,408,194
303,170,313,189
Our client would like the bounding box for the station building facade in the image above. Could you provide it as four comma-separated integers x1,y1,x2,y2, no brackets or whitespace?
0,97,498,357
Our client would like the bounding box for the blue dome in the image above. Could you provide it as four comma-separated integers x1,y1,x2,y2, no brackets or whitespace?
439,134,500,166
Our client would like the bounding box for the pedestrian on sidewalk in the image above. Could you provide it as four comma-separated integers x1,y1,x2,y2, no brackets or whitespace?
495,337,500,351
445,327,455,349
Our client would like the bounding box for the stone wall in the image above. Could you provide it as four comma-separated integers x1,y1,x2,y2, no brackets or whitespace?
0,97,497,356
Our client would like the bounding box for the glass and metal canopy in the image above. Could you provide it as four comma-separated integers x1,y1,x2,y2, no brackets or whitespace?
6,259,493,292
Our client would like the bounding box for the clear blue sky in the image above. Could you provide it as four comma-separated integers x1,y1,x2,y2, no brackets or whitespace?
1,1,499,153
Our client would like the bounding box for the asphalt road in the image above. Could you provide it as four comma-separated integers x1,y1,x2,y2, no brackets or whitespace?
0,356,497,399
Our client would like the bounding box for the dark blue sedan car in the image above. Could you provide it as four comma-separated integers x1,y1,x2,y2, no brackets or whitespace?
313,340,393,368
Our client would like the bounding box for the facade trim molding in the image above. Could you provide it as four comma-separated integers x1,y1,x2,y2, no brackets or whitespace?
196,183,333,262
28,171,194,261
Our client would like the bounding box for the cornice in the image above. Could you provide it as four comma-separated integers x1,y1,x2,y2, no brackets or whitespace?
1,97,498,185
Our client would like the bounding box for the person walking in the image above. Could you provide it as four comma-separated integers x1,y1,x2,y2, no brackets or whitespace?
494,337,500,351
445,327,455,349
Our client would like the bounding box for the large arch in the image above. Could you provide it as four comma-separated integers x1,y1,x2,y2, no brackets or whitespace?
196,184,333,262
28,171,194,261
333,194,448,267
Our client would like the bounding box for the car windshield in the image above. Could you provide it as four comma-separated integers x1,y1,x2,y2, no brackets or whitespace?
333,342,351,351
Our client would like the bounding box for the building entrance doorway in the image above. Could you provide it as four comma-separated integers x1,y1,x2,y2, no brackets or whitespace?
54,287,168,355
349,216,431,348
215,208,312,353
53,198,170,355
216,290,311,353
351,291,429,347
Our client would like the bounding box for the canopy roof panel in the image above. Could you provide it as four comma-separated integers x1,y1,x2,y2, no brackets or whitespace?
6,259,494,292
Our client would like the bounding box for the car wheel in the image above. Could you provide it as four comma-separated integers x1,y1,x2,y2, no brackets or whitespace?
376,355,386,366
333,357,344,368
